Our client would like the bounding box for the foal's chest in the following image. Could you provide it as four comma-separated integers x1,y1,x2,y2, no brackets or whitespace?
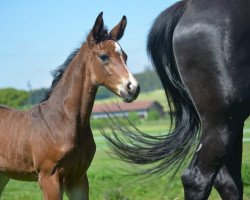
51,133,96,176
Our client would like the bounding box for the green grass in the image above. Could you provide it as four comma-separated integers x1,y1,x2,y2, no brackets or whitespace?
1,118,250,200
91,142,250,200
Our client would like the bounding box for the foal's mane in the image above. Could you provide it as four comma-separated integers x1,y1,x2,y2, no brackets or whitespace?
42,27,110,102
42,48,80,101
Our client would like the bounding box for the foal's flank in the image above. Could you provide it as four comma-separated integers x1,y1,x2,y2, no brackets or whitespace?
0,12,139,200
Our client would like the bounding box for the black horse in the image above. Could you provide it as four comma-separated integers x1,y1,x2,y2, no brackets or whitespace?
103,0,250,199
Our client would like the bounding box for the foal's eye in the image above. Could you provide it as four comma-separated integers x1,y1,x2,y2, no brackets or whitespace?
99,54,109,62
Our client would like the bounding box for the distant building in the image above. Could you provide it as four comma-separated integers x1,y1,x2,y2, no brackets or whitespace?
92,100,164,119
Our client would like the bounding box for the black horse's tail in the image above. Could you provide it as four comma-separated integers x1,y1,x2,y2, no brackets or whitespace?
102,0,201,175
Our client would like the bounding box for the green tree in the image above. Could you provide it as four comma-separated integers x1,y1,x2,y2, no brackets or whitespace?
134,67,162,92
96,87,114,100
147,110,160,121
29,88,47,104
0,88,30,108
128,111,140,124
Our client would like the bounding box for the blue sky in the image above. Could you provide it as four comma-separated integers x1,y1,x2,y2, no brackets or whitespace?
0,0,177,90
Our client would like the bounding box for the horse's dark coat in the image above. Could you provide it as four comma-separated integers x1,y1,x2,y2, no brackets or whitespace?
103,1,250,199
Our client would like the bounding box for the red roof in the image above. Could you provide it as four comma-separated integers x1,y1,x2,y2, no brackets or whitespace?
92,100,158,113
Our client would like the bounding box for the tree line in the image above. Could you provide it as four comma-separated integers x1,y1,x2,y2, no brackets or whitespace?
0,68,162,108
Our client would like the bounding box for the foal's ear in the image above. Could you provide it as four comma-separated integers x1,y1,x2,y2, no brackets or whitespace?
109,16,127,41
88,12,105,44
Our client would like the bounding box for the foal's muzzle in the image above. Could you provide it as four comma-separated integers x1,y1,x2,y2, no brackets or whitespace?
120,82,140,103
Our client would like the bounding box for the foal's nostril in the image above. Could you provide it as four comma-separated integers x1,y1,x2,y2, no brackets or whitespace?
127,81,132,91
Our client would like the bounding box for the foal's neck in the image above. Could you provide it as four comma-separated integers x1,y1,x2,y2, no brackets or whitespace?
46,44,97,129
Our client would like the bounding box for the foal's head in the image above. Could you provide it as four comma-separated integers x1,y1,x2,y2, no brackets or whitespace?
84,13,140,103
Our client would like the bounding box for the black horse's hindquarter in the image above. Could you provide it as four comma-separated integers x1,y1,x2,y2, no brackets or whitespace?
102,1,250,199
173,0,250,199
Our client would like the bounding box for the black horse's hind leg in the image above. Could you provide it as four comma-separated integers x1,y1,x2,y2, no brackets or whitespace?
181,118,243,200
214,126,243,200
0,174,9,197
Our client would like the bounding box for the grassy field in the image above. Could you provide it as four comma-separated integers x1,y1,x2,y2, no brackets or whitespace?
2,89,250,199
1,118,250,200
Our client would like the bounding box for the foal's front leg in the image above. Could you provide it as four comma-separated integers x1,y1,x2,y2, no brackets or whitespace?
39,172,63,200
65,174,89,200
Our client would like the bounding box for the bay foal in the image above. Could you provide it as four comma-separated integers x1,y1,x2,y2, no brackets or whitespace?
0,13,139,199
